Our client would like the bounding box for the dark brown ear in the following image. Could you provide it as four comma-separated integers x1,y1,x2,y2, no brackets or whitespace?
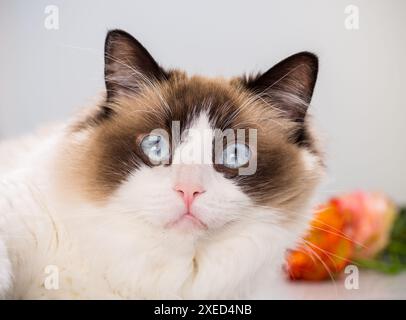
245,52,318,123
104,29,167,100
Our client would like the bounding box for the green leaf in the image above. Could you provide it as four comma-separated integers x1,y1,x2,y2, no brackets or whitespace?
357,207,406,274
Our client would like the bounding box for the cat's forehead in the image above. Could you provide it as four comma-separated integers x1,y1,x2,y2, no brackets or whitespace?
161,74,244,130
112,73,276,135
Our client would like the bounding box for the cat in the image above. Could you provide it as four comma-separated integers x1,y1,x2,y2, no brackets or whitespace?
0,29,323,299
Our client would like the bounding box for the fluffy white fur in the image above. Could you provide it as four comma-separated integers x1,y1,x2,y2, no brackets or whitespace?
0,114,318,299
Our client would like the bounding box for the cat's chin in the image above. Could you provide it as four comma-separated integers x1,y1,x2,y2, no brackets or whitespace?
165,213,208,233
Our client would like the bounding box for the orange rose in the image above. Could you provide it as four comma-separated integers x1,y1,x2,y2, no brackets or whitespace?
286,203,354,280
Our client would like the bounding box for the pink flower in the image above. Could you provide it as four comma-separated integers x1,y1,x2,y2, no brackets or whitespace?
332,191,398,259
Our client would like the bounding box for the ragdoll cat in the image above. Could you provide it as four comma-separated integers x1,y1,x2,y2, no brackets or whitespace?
0,29,323,299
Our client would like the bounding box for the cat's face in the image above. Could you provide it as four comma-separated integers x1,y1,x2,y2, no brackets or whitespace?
64,30,323,236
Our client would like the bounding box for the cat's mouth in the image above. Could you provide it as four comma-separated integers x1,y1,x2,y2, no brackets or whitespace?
166,212,208,230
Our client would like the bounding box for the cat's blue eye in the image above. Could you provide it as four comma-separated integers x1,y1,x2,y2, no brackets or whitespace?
222,143,251,169
140,134,170,164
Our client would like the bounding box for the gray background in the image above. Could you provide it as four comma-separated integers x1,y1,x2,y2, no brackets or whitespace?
1,0,405,203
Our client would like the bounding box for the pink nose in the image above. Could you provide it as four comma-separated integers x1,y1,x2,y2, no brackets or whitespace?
174,184,205,208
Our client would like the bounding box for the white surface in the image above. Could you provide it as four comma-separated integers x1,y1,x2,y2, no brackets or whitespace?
257,271,406,299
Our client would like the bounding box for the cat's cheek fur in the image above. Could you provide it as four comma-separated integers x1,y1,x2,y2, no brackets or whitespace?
111,165,186,228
